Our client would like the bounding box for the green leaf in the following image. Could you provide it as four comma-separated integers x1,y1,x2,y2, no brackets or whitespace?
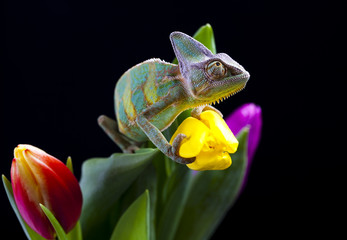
79,148,160,240
66,156,74,173
110,190,150,240
116,162,159,240
157,164,193,240
41,203,83,240
2,175,46,240
173,128,249,240
67,221,83,240
192,23,216,54
172,23,216,64
40,204,68,240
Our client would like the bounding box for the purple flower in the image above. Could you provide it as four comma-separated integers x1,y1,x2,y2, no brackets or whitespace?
225,103,262,187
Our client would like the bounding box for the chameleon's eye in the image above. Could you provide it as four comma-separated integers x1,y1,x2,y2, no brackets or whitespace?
205,61,226,80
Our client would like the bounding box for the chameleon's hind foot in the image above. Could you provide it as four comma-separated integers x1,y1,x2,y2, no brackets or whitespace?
98,115,140,153
191,105,223,119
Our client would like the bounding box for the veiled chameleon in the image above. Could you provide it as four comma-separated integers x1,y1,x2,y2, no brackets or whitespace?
98,31,249,164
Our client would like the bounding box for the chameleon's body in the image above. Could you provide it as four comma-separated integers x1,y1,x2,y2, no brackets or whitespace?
115,59,184,142
99,32,250,164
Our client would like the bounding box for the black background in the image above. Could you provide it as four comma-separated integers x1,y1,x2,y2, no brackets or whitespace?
2,0,345,239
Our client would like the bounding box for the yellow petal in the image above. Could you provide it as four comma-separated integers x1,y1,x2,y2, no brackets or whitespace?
199,110,239,153
13,146,44,204
187,149,232,171
170,117,210,158
14,145,27,161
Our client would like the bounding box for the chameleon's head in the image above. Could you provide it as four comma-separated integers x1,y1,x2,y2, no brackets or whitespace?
170,32,250,105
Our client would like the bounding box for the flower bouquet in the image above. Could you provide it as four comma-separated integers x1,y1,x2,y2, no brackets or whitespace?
3,24,262,240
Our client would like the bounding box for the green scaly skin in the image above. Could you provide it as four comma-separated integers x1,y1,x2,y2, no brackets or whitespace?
98,32,250,164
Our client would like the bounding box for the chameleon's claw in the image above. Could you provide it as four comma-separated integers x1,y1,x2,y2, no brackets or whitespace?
171,133,186,153
169,133,195,164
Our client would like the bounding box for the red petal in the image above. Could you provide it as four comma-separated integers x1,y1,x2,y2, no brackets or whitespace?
11,158,56,239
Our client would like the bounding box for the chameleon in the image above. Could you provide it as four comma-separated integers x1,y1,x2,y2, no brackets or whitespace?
98,31,250,164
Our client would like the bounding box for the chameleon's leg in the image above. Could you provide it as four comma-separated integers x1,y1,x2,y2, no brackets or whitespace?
136,114,195,164
97,115,140,153
191,105,223,119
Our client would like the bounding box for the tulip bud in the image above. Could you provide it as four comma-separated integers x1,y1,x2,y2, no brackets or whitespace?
225,103,262,163
225,103,262,190
170,110,239,171
10,145,82,239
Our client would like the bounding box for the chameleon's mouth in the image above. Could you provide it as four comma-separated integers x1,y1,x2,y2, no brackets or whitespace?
207,71,249,106
208,85,245,106
194,70,249,108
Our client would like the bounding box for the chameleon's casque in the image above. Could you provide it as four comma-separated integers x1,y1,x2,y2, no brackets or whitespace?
99,31,249,164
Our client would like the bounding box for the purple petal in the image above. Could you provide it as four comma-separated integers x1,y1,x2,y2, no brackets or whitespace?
226,103,262,192
226,103,262,163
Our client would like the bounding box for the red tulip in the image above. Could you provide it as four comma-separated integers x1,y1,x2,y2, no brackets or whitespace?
11,145,82,239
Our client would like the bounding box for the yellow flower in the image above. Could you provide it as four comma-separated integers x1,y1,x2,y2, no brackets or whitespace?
170,110,239,171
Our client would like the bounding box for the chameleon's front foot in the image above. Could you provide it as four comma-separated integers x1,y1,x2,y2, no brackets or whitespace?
168,133,195,164
136,114,195,164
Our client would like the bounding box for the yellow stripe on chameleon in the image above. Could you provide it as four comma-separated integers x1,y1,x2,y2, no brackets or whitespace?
143,63,159,105
117,118,126,134
122,74,136,121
